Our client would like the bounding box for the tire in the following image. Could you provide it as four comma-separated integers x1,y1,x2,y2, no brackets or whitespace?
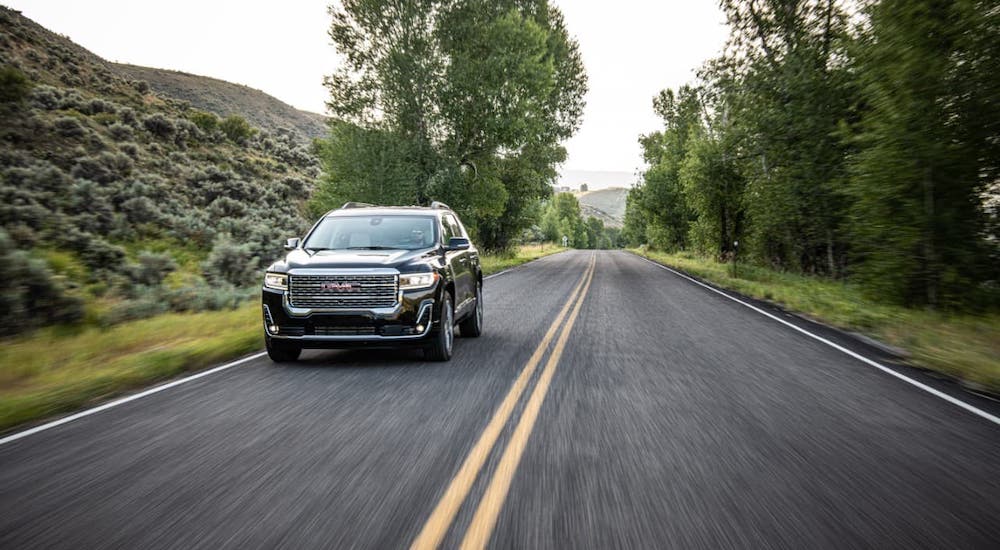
266,335,301,362
459,282,483,338
424,293,454,361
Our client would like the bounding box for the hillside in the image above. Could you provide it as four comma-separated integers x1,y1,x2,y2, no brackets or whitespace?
576,187,628,227
113,64,328,141
0,6,318,335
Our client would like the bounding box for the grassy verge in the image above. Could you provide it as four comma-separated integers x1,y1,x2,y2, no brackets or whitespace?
633,249,1000,393
0,244,565,432
480,242,566,275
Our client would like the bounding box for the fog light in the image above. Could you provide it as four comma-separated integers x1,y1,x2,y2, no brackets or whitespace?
269,325,279,333
416,324,424,333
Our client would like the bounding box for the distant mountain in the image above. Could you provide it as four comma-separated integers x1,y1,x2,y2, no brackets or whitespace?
558,169,637,191
576,187,628,228
113,64,328,141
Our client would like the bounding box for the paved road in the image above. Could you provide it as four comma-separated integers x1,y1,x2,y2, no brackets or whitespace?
1,250,998,549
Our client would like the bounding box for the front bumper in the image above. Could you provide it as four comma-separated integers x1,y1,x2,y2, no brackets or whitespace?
261,285,439,349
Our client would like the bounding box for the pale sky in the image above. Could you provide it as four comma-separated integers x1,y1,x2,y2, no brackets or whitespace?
4,1,728,175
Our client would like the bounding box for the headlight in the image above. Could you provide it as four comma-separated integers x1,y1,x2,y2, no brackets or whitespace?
264,272,288,290
399,272,438,290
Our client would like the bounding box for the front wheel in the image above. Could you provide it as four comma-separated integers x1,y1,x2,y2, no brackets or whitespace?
266,336,301,362
459,283,483,338
424,293,454,362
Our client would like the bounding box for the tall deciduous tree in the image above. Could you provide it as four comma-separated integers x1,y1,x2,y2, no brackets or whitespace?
713,0,854,274
316,0,587,251
847,0,999,307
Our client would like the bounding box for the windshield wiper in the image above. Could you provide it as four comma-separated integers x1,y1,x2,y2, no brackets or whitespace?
305,247,332,252
346,246,399,250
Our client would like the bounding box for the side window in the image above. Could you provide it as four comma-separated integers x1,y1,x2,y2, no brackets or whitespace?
441,215,456,242
442,214,463,242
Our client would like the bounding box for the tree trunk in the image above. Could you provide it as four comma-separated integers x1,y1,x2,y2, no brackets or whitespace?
923,167,937,307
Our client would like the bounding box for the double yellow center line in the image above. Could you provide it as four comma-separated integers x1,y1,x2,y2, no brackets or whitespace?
411,254,597,550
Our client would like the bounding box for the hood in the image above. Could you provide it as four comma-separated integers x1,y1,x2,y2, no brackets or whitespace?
274,247,439,271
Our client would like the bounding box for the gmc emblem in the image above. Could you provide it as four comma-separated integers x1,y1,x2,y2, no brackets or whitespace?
321,282,357,292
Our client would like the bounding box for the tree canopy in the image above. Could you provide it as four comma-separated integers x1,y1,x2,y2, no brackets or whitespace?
314,0,587,252
624,0,1000,309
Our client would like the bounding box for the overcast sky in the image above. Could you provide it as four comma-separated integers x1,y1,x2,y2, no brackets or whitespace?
5,1,728,175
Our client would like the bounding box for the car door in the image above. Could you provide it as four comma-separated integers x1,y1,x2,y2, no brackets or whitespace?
441,213,473,311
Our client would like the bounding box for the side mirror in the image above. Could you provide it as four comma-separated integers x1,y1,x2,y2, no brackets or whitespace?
446,237,471,251
284,237,301,250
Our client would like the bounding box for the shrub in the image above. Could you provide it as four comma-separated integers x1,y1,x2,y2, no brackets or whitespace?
207,196,247,218
119,142,139,159
173,118,201,146
143,113,175,139
57,89,87,111
102,295,167,326
220,115,255,144
132,79,150,94
203,233,258,286
0,229,85,334
163,283,252,313
128,251,177,286
0,66,31,105
85,98,115,115
70,151,133,184
118,107,139,127
190,110,219,133
58,228,126,270
108,122,133,141
120,195,162,225
29,84,61,110
53,116,86,138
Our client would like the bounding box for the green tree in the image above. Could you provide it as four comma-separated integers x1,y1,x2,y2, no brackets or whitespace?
318,0,586,251
632,86,703,251
711,0,854,273
847,0,999,307
542,192,588,247
680,123,745,258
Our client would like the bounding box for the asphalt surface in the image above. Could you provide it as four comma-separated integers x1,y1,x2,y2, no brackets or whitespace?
1,250,998,549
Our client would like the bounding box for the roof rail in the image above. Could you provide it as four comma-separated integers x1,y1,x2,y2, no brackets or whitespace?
341,202,375,209
429,201,451,210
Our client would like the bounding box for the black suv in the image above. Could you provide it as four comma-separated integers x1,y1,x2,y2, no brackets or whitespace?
261,202,483,362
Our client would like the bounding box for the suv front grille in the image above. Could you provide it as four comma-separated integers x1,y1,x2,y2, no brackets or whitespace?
288,274,399,309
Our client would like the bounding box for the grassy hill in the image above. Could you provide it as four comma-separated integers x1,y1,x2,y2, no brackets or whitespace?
113,64,328,141
576,187,628,227
0,5,318,335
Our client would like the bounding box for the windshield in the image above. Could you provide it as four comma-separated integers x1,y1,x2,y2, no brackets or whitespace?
303,215,438,251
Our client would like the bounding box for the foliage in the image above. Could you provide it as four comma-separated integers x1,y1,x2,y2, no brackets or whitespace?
0,229,85,333
0,6,319,335
219,114,255,144
626,0,999,311
203,233,259,287
846,0,1000,307
316,0,587,251
0,66,31,105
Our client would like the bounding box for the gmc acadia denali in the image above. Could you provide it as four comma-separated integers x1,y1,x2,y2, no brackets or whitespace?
261,202,483,362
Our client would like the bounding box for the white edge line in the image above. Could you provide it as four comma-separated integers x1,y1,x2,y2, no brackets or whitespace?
0,352,267,447
632,253,1000,427
484,269,509,280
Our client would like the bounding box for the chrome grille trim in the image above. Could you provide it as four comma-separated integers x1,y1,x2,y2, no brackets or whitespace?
288,273,399,309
